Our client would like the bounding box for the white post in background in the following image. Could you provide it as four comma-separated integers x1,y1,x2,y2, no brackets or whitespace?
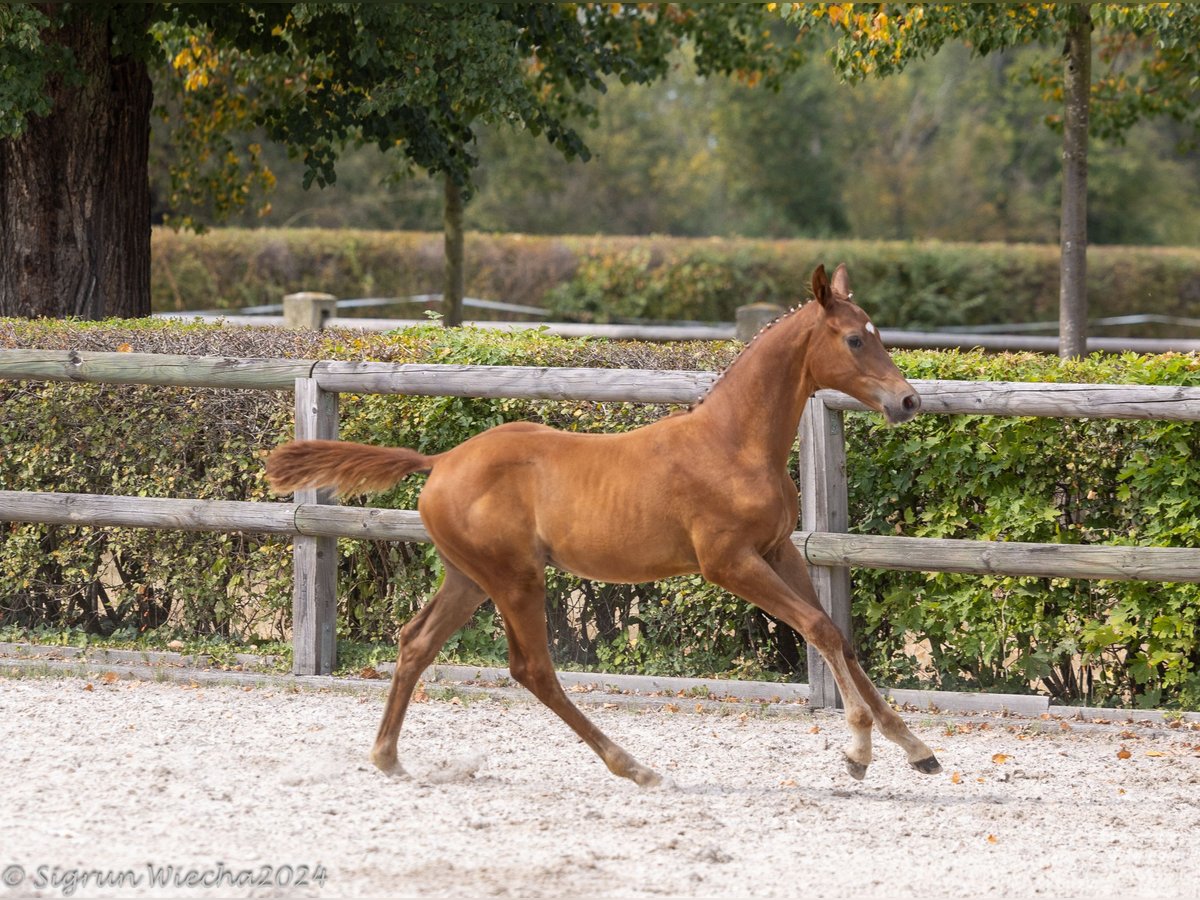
292,377,339,675
735,303,785,343
798,395,851,709
283,292,337,330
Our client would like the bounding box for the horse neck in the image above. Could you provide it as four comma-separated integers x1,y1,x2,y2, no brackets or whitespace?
693,303,819,468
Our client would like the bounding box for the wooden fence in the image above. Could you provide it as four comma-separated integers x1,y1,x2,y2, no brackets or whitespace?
153,311,1200,354
2,349,1199,706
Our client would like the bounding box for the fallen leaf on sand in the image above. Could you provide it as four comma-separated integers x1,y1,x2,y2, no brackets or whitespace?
1116,748,1132,760
101,671,119,684
987,835,998,844
1145,750,1165,757
809,725,821,734
950,771,962,784
991,753,1009,764
83,683,94,692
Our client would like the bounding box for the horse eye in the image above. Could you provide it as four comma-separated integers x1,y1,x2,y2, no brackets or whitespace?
846,334,863,350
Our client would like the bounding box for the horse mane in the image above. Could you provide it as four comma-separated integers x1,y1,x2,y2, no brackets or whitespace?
688,300,808,411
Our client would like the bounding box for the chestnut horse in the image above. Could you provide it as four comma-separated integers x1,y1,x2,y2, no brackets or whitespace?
267,263,941,786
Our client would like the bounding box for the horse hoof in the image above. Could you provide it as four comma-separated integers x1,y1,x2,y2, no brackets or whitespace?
633,768,667,789
641,773,676,791
911,755,942,775
370,751,410,779
844,756,868,781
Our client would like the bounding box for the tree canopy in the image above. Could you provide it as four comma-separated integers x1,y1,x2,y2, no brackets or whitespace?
0,2,801,319
780,2,1200,356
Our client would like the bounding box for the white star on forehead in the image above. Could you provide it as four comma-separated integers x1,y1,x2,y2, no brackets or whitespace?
865,321,876,335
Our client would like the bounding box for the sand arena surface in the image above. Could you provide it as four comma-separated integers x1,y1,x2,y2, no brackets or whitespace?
2,674,1199,899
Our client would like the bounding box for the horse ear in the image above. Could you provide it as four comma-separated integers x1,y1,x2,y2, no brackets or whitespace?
811,264,832,308
831,263,851,300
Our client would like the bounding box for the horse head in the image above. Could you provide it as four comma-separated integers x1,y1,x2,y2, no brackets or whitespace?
805,263,920,425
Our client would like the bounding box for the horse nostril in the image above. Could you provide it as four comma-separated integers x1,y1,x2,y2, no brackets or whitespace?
902,393,920,412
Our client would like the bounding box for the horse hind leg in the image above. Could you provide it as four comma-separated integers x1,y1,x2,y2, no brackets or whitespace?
488,574,664,788
370,560,487,776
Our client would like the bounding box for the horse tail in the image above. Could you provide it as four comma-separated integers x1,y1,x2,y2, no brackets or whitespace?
266,439,437,496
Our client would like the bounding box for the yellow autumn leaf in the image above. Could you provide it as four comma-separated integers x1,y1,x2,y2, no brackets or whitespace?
991,753,1009,764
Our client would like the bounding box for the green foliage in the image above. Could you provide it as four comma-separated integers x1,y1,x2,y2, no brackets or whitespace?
148,3,803,227
784,4,1200,141
3,318,1199,705
150,227,1200,334
0,5,58,137
850,349,1200,709
0,377,294,642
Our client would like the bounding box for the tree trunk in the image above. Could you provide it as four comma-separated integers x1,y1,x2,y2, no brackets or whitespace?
0,7,152,320
1058,5,1091,359
442,173,465,328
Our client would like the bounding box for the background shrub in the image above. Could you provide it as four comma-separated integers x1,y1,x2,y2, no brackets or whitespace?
2,318,1198,706
151,228,1200,335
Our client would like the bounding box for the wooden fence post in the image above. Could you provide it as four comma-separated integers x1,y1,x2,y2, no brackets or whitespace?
735,303,785,342
292,377,339,675
283,292,338,330
798,395,851,709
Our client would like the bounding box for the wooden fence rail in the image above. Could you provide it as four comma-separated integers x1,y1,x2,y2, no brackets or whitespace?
1,350,1198,705
153,311,1200,353
5,490,1195,581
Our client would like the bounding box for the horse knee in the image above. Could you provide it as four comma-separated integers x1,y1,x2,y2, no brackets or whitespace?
508,654,536,689
397,619,437,665
846,706,873,732
509,655,556,696
807,617,845,657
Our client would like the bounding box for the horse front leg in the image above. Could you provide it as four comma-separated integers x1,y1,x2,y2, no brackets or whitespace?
764,540,941,777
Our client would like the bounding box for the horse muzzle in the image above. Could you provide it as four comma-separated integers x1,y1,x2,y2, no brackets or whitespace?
881,389,921,425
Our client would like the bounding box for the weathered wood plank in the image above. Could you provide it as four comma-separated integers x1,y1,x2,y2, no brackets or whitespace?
313,362,717,404
0,490,1194,582
881,330,1200,355
292,379,338,676
799,398,851,709
0,349,314,390
0,490,428,542
154,313,737,341
0,490,297,532
4,352,1198,421
821,380,1200,421
152,313,1200,352
794,531,1200,583
293,505,427,541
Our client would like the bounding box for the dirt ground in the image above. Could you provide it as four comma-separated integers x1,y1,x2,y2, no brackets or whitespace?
2,672,1199,899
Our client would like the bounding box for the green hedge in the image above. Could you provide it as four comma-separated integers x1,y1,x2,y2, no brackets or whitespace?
2,318,1199,707
152,228,1200,333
